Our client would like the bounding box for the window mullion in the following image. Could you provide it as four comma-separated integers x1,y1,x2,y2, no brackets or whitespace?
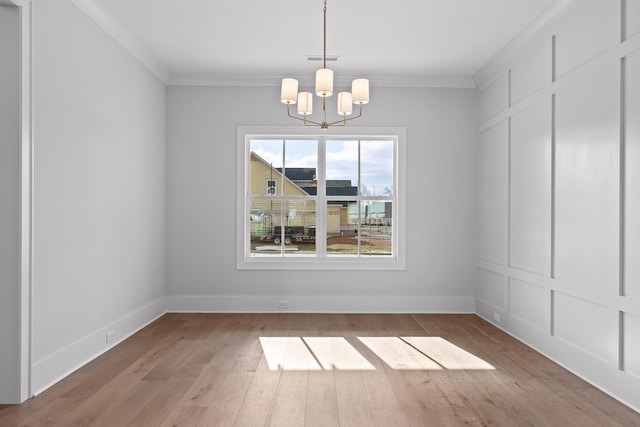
317,137,327,257
393,139,398,260
244,136,250,260
357,139,361,257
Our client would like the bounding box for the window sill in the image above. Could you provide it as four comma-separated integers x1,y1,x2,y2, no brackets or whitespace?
237,256,405,271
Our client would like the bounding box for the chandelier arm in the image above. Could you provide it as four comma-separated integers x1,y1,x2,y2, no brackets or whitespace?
286,103,323,127
325,103,364,127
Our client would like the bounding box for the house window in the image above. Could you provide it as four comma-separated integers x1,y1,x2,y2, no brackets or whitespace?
237,126,406,270
266,179,277,195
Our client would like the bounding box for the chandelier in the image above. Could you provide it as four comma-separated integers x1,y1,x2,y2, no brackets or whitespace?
280,0,369,129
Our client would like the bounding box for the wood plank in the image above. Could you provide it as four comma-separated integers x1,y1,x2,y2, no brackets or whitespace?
336,381,376,426
269,370,307,426
305,371,339,427
196,371,254,426
160,406,209,427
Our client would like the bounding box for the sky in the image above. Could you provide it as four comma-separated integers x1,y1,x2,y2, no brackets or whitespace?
250,138,394,196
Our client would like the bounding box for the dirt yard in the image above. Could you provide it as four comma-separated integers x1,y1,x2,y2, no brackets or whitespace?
327,234,391,253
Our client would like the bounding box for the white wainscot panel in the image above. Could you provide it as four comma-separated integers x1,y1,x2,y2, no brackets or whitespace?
555,66,619,291
553,291,609,360
555,0,618,79
508,278,546,330
625,49,640,299
626,0,640,41
477,122,508,264
623,311,640,378
510,43,551,105
477,268,506,311
509,100,552,275
478,74,507,123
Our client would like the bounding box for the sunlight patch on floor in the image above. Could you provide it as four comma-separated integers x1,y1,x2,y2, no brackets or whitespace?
259,336,494,371
401,337,495,370
259,337,375,371
259,337,322,371
357,337,442,370
304,337,375,371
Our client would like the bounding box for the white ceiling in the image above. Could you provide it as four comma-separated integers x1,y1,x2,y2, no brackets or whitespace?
86,0,574,86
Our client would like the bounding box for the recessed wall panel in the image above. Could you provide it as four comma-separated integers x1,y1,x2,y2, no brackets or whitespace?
510,43,551,105
623,312,640,378
509,101,552,275
478,268,506,310
508,278,546,330
553,292,609,360
626,0,640,41
479,74,507,123
625,49,640,299
477,122,508,264
555,0,618,79
555,66,619,291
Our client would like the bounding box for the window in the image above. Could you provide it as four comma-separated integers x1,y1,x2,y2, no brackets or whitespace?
266,179,277,195
237,126,406,270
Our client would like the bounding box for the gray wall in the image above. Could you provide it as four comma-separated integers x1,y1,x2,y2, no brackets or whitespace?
166,85,477,312
30,0,167,393
0,4,21,404
474,0,640,412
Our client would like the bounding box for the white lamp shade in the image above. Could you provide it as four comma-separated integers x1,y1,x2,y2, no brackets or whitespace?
352,78,369,104
337,92,353,115
297,92,313,115
315,68,334,97
281,78,298,104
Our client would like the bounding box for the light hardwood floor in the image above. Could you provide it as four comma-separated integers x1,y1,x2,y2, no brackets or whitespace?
1,313,638,426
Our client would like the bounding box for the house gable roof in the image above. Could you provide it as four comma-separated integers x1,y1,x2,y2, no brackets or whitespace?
250,152,310,195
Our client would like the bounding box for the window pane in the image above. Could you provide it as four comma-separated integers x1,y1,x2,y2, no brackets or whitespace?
326,140,358,196
361,140,394,196
280,139,318,196
283,199,316,255
250,139,283,196
250,199,283,255
284,139,318,191
326,200,359,254
360,200,393,255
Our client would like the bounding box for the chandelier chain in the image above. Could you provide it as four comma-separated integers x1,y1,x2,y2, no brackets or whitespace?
323,0,327,69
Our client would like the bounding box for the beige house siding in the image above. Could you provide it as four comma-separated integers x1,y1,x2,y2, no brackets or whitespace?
249,152,343,239
250,153,307,197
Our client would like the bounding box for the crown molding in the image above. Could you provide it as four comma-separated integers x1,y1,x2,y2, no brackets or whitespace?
1,0,30,6
67,0,477,90
168,73,476,88
473,0,589,86
70,0,170,84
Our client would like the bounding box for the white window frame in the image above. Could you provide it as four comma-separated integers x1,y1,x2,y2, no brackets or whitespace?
236,126,406,270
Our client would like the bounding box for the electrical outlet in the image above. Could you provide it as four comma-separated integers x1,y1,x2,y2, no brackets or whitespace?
277,300,288,310
106,330,115,343
493,313,501,323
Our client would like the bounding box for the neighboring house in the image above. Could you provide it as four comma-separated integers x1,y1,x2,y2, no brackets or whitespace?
359,201,392,226
249,152,345,240
250,153,387,241
275,163,393,235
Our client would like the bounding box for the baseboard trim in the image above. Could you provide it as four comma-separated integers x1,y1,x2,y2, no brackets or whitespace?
31,297,166,396
476,312,640,414
166,295,475,313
